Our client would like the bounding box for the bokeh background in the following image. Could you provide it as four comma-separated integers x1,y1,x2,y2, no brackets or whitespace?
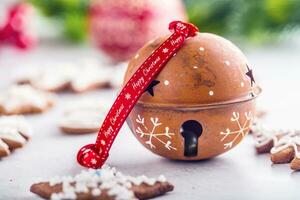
1,1,300,199
1,0,300,125
2,0,300,49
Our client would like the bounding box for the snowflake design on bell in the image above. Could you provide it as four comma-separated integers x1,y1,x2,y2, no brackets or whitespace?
135,115,177,151
220,111,253,149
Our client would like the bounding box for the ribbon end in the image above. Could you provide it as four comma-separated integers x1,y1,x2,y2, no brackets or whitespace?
77,144,107,169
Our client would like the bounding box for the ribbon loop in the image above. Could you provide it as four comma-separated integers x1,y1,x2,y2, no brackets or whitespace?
77,21,199,169
168,21,198,37
77,144,106,169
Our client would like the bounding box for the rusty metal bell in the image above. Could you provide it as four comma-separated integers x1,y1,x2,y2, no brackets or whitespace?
124,33,261,160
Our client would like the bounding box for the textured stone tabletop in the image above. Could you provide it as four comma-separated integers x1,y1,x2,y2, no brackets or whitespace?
0,42,300,200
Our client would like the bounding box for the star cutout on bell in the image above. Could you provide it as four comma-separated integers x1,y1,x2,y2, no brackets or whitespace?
246,64,255,86
145,80,160,96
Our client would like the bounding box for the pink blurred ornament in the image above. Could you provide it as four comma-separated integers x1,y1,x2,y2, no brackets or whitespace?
0,3,37,50
89,0,187,62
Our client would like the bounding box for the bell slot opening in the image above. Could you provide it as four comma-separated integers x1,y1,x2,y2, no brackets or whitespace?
180,120,203,157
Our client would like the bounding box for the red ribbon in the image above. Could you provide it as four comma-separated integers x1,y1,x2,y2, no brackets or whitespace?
77,21,199,169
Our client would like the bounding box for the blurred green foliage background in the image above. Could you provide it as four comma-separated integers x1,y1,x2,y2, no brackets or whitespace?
28,0,300,43
185,0,300,43
28,0,90,42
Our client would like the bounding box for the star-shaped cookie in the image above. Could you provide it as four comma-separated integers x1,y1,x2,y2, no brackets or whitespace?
271,131,300,171
30,166,174,200
0,85,55,115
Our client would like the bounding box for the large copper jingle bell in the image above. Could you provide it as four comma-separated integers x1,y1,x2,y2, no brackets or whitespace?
124,32,261,160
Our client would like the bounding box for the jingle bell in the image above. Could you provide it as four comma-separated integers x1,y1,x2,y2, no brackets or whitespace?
125,33,261,160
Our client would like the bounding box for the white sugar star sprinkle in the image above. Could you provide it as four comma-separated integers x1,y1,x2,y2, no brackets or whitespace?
164,80,169,86
193,66,198,69
134,54,139,59
125,93,131,100
241,82,244,87
209,91,214,96
199,47,205,51
92,188,101,196
162,48,169,53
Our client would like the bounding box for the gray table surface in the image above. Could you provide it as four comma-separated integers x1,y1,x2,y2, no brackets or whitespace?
0,42,300,200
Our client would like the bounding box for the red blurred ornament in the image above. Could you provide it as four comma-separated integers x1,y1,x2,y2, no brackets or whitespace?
89,0,187,62
0,3,37,50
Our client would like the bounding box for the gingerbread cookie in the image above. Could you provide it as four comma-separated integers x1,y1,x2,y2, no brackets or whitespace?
0,115,32,158
18,61,127,93
270,131,300,171
27,64,76,92
70,65,111,93
251,121,289,154
59,100,108,134
0,85,55,115
30,166,174,200
17,64,107,93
